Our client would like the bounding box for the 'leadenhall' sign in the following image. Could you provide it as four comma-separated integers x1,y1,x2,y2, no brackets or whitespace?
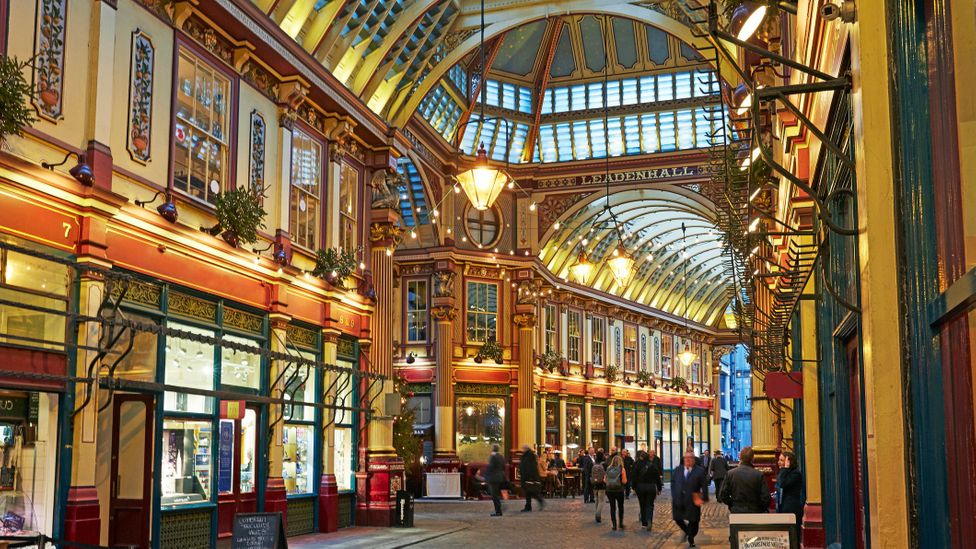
537,165,703,188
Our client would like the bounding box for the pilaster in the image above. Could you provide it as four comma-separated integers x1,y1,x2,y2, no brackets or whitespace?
319,329,341,533
264,314,290,525
514,309,537,448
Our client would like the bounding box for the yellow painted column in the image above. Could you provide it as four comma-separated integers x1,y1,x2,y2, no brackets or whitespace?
431,304,457,462
538,394,546,448
264,314,290,516
321,329,340,477
584,397,593,449
799,286,824,539
607,399,616,451
850,0,911,543
559,394,567,457
514,310,537,448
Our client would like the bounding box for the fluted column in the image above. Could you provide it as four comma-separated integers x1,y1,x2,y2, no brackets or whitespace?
432,303,459,468
559,395,567,457
319,329,341,532
264,315,291,522
751,371,778,504
607,399,616,451
584,397,593,450
514,310,537,447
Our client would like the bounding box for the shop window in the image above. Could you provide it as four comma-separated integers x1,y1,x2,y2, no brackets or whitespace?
637,409,649,454
162,419,213,506
217,408,257,497
623,325,637,372
0,246,69,351
465,282,497,343
591,316,605,366
566,403,583,453
0,392,58,534
456,396,505,464
691,361,700,384
283,350,316,423
164,323,216,414
290,128,323,250
464,205,501,249
220,335,260,391
544,304,557,354
334,358,357,492
283,424,314,495
567,310,581,363
408,395,432,426
173,48,230,203
406,280,428,343
590,406,607,451
338,161,359,252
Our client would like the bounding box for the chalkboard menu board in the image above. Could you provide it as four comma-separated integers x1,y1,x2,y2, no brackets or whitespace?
231,513,287,549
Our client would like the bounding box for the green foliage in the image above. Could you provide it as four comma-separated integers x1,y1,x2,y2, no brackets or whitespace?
604,364,620,383
478,337,504,363
539,350,562,372
312,247,357,285
214,186,267,245
671,375,689,391
392,378,422,478
636,369,653,386
0,56,36,142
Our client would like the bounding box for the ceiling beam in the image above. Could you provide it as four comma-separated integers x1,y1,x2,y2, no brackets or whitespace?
452,33,508,149
523,17,562,162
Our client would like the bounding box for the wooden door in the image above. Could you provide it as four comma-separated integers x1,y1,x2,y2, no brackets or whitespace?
846,338,867,549
109,394,154,548
217,406,259,537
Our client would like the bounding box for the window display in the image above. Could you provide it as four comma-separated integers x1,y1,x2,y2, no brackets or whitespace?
220,335,260,391
0,392,59,536
334,357,357,492
590,406,607,451
284,351,316,422
283,424,314,495
161,419,213,506
104,313,157,381
164,323,215,414
240,409,256,494
0,244,69,351
456,396,505,464
566,404,583,453
334,427,353,492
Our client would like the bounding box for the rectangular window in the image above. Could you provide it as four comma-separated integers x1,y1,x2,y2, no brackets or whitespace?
466,281,498,343
607,117,623,156
0,245,70,351
164,323,215,414
587,82,604,110
408,395,433,426
290,129,322,249
657,73,674,101
553,88,570,112
606,80,621,107
335,357,357,492
544,304,558,354
675,71,693,99
518,86,533,114
501,82,517,110
639,75,656,103
406,280,428,343
641,113,659,153
173,48,231,203
572,120,590,159
283,424,315,494
659,112,677,151
567,310,581,363
623,115,641,154
591,316,605,366
570,85,586,111
621,78,639,105
677,109,695,150
162,419,213,505
220,335,261,391
589,118,607,158
338,162,359,252
540,90,553,115
623,325,637,372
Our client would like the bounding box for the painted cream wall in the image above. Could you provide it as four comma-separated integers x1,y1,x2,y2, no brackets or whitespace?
236,83,281,230
951,1,976,272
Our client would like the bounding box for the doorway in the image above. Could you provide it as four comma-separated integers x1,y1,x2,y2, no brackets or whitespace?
217,406,258,538
109,394,154,548
845,337,867,549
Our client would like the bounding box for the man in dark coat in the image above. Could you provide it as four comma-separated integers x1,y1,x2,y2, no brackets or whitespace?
708,450,729,505
486,444,507,516
633,450,664,531
671,451,708,547
649,448,664,493
776,451,803,527
518,444,545,512
580,446,595,503
622,448,635,499
720,446,771,513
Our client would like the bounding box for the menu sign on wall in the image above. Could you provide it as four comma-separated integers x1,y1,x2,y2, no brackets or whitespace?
231,513,287,549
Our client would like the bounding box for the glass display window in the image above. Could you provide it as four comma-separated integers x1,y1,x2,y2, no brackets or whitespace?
161,419,213,506
406,280,428,343
0,392,59,536
566,403,583,453
103,313,157,381
282,424,314,495
164,323,216,414
466,282,498,343
590,406,606,431
334,357,357,492
284,351,316,422
290,128,323,250
334,427,353,492
220,335,261,391
0,244,70,351
338,161,359,253
456,396,506,464
216,408,257,497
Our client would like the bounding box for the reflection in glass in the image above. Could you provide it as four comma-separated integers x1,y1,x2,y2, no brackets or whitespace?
161,419,213,506
164,323,215,413
221,334,261,391
456,396,505,464
283,424,314,495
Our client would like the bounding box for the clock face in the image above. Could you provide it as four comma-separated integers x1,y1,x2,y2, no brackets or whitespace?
299,198,307,212
210,180,220,194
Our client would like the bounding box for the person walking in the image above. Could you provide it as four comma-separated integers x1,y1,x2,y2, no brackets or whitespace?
591,450,607,523
633,450,663,531
622,448,635,499
776,451,804,529
708,450,729,505
701,450,712,501
519,444,545,512
580,446,595,503
649,448,664,494
486,444,508,517
720,446,771,513
671,451,708,547
605,454,628,531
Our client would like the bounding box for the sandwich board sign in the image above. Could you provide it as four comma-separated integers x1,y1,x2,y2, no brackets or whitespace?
231,512,287,549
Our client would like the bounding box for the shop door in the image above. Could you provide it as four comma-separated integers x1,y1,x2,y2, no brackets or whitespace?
217,407,258,538
846,338,867,549
110,394,154,548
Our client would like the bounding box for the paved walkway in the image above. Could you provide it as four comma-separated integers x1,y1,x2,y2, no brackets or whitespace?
291,490,732,548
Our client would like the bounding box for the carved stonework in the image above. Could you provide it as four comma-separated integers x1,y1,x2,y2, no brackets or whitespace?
240,59,279,99
249,111,266,195
465,264,502,280
433,271,456,298
431,306,457,322
370,169,401,210
537,193,592,239
287,325,318,349
516,279,541,304
512,312,536,328
442,29,477,53
400,263,432,276
182,15,234,65
369,222,404,246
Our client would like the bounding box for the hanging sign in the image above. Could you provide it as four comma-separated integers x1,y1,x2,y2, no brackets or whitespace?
231,513,287,549
0,396,28,420
221,400,246,420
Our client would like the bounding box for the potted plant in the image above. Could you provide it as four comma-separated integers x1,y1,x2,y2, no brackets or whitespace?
312,247,357,288
477,337,504,364
0,56,36,145
672,375,689,392
604,364,620,383
636,370,653,387
539,350,561,373
210,186,267,247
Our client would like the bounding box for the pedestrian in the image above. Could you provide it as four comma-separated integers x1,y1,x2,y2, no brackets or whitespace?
701,450,711,501
622,448,635,499
708,449,729,506
549,450,566,469
486,443,507,517
671,451,708,547
591,450,607,523
596,448,606,463
633,450,663,531
605,454,627,531
776,451,803,528
580,446,595,503
519,444,545,512
720,446,771,513
649,448,664,494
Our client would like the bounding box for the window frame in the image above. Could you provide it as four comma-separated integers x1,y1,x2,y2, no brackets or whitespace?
169,40,238,206
288,123,327,251
623,323,638,373
405,278,429,344
463,203,503,249
544,303,559,355
465,280,500,345
567,308,582,364
590,315,605,367
337,155,363,253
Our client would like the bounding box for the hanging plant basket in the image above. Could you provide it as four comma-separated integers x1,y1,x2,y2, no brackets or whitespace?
604,364,620,383
671,375,689,392
0,56,37,145
539,350,562,373
476,337,504,364
312,247,357,289
636,370,653,387
209,187,267,247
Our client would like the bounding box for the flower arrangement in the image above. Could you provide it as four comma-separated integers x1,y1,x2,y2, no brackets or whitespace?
212,186,267,247
604,364,620,383
671,375,689,392
312,247,357,288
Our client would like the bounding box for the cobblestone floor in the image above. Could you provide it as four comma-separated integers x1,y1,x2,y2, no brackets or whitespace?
294,489,733,548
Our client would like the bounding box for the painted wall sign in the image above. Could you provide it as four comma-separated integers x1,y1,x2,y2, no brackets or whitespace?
536,165,704,188
32,0,68,121
127,30,155,163
0,396,27,419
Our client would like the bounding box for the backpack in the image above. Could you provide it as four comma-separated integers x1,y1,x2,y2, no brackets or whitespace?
606,465,623,491
591,462,606,487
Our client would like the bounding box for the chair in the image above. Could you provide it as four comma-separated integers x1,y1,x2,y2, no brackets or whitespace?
562,468,579,498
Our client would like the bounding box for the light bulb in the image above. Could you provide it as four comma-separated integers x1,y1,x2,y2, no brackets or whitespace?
529,202,537,211
554,221,561,230
410,230,417,239
359,262,366,270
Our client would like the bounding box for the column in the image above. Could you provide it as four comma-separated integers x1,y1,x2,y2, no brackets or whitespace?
584,397,593,450
681,406,690,450
264,315,290,522
708,348,723,455
319,329,340,533
607,399,616,451
65,273,105,544
431,302,459,470
82,0,117,191
538,394,546,448
514,310,537,448
751,371,778,501
799,291,825,546
357,208,403,527
558,395,567,457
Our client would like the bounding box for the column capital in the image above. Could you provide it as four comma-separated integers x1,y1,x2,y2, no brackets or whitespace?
322,328,341,345
369,218,403,248
269,313,292,330
431,305,457,322
513,312,536,327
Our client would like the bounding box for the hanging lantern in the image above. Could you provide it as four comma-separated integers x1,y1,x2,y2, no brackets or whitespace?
455,143,510,211
607,244,635,287
570,250,594,284
678,342,698,367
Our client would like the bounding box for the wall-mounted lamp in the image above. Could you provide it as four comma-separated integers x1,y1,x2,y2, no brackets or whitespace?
135,189,179,223
41,151,94,186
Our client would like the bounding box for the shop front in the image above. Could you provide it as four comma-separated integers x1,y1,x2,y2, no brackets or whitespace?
655,405,683,480
614,402,650,456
